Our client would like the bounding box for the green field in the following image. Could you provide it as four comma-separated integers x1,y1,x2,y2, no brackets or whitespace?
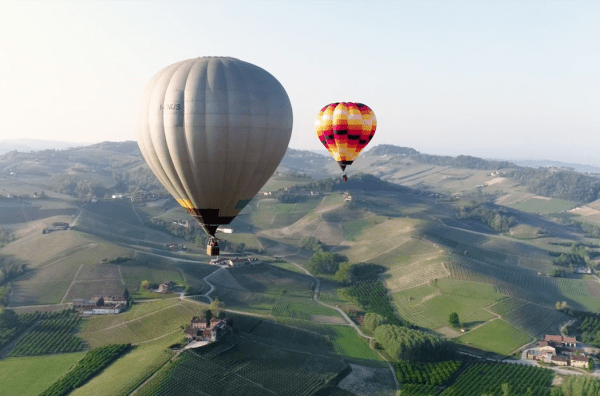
507,197,577,214
457,319,531,355
81,300,206,347
70,332,180,396
215,232,263,250
341,215,385,241
0,352,85,396
329,325,382,360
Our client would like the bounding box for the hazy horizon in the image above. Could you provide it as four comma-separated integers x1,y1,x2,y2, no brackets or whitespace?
1,1,598,165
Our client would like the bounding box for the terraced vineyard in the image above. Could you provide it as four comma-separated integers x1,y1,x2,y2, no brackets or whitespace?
487,298,569,336
445,255,563,307
385,259,449,292
136,334,347,396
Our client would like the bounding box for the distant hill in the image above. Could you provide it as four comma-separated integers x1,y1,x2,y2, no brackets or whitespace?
367,145,420,156
0,139,86,154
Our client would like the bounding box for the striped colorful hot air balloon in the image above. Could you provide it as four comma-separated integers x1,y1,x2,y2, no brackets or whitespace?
315,102,377,181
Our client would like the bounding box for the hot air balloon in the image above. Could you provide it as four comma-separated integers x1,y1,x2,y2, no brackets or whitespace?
137,57,293,256
315,102,376,181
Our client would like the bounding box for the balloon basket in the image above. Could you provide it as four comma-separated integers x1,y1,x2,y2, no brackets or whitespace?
207,244,220,256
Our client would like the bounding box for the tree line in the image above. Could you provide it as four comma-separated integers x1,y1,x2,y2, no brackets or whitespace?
458,203,516,232
508,167,600,204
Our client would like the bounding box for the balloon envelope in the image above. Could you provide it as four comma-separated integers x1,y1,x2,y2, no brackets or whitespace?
315,102,376,171
137,57,293,236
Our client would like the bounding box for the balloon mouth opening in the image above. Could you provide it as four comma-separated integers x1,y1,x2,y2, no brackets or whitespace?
337,160,353,172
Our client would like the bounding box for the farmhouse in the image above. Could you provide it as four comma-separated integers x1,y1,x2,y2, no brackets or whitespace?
184,316,230,343
156,281,176,293
551,355,569,366
571,355,590,368
528,335,589,368
544,334,577,347
73,294,129,315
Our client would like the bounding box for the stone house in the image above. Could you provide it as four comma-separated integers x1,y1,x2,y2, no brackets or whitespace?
571,355,590,369
551,355,569,366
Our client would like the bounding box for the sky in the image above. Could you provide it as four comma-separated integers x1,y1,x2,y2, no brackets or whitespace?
0,1,598,164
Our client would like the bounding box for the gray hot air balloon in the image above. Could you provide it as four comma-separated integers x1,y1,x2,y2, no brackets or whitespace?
137,57,293,256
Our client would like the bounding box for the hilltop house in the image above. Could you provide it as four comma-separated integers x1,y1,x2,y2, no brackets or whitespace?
156,281,176,293
184,317,230,343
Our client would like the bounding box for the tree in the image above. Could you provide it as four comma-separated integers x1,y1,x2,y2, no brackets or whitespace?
205,309,213,327
0,308,19,328
501,383,512,396
141,280,150,290
334,262,354,284
363,312,385,333
123,288,130,302
449,312,460,328
209,298,225,316
96,297,104,307
308,252,344,275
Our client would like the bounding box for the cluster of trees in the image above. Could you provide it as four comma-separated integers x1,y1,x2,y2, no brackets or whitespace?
334,262,384,285
344,280,403,326
552,253,587,268
46,174,108,198
276,192,306,203
552,375,600,396
307,252,347,275
395,360,461,386
509,168,600,204
550,242,591,269
0,228,16,247
570,312,600,347
0,256,26,304
458,204,516,232
39,343,131,396
298,236,324,252
374,324,454,362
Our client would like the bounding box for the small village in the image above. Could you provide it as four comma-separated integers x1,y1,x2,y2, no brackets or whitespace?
526,335,594,369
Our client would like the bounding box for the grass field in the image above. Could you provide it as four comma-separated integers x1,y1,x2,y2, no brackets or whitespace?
341,215,385,241
215,232,263,250
457,318,531,355
329,325,382,361
0,231,92,269
9,242,133,306
70,332,181,396
507,197,577,214
119,261,185,293
81,299,206,347
0,352,85,396
393,289,498,330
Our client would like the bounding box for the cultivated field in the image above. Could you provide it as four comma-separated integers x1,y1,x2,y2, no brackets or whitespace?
81,299,207,347
457,319,531,355
70,332,181,396
135,333,347,396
